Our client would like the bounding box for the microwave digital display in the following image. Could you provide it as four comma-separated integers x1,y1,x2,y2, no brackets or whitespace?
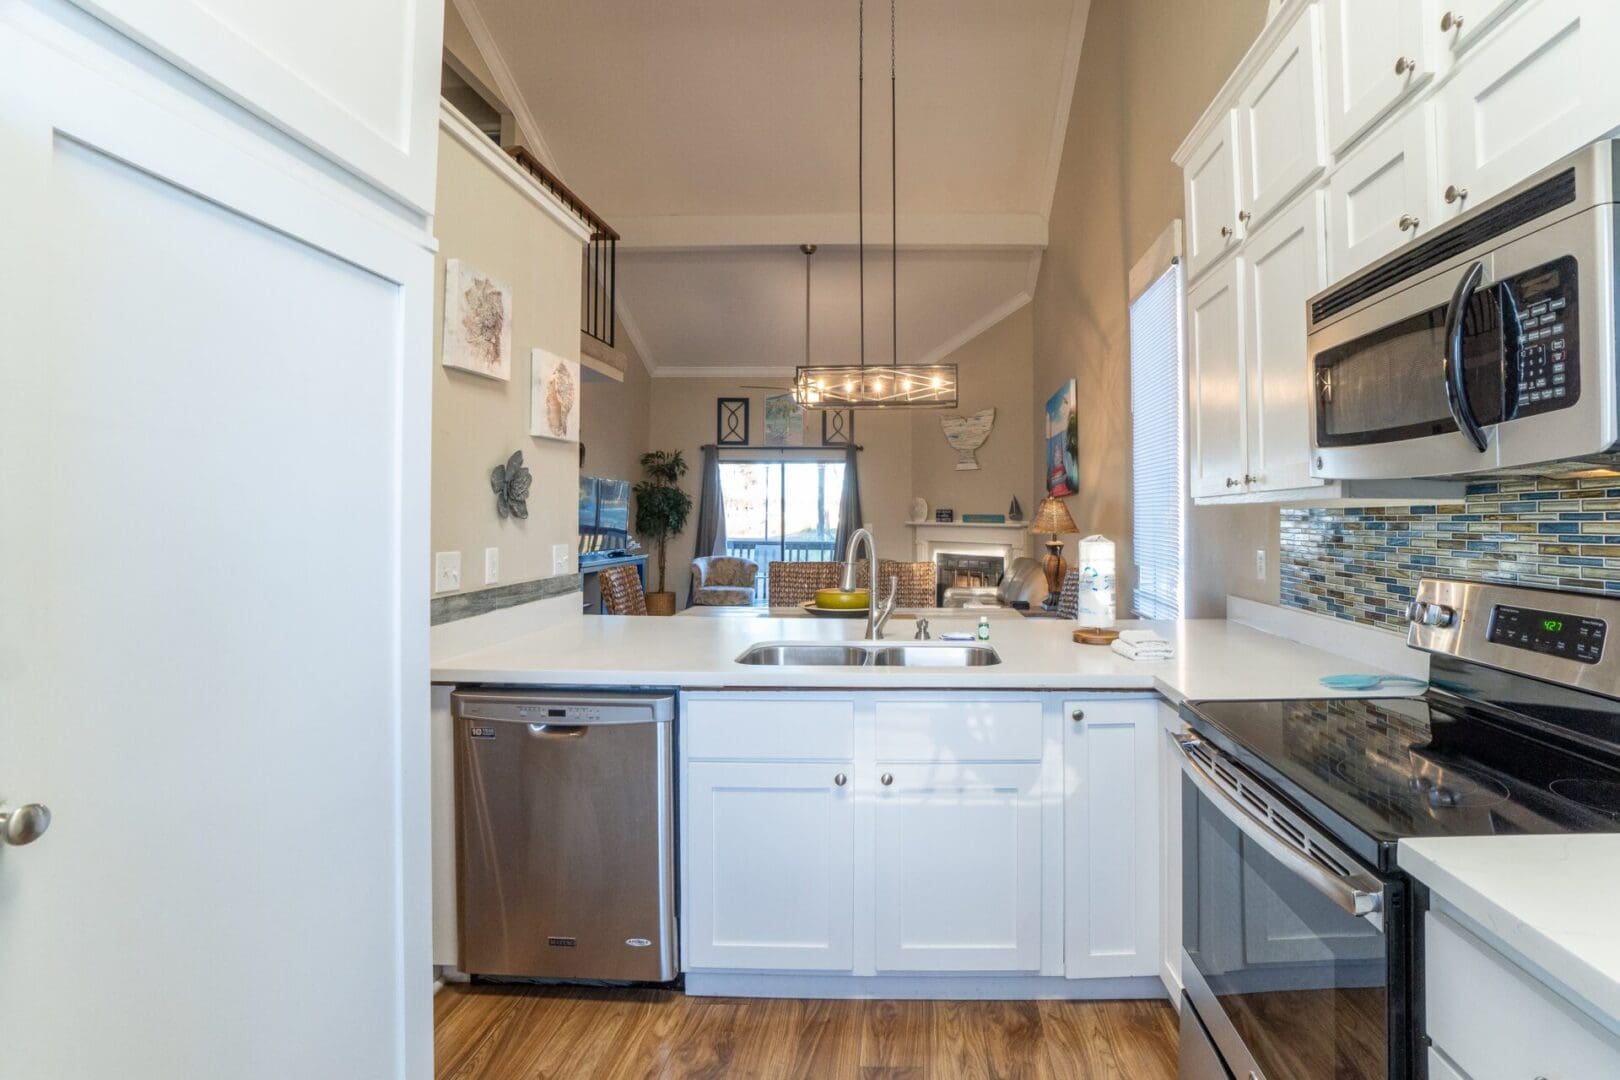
1488,604,1605,664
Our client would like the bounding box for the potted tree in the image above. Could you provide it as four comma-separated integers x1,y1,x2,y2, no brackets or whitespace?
632,449,692,616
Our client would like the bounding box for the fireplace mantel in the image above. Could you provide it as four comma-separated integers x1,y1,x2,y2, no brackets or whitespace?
903,520,1031,565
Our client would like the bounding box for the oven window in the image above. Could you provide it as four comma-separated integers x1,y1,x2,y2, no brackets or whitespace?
1183,777,1391,1080
1315,287,1503,448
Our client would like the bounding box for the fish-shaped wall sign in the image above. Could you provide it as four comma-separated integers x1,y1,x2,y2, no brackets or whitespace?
940,408,995,471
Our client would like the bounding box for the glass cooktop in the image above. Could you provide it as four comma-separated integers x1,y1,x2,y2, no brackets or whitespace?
1183,694,1620,871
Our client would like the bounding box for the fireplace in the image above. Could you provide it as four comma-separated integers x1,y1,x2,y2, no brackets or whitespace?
935,552,1005,606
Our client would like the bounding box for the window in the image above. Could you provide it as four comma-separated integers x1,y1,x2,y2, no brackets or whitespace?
719,458,846,603
1129,261,1186,619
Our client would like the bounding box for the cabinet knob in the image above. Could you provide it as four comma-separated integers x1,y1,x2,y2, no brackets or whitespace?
0,803,50,847
834,773,847,787
1394,56,1417,76
1243,473,1258,485
1225,477,1239,488
1440,11,1464,32
1219,224,1234,239
1238,209,1252,224
880,772,894,787
1399,213,1421,233
1444,184,1469,205
1071,708,1085,723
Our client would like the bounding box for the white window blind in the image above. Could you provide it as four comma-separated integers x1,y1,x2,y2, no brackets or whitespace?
1129,263,1185,620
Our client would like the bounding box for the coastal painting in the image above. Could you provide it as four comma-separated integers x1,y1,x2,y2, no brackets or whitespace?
1045,379,1078,496
529,348,579,441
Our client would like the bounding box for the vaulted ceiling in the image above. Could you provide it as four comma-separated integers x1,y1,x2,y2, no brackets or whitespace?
453,0,1092,375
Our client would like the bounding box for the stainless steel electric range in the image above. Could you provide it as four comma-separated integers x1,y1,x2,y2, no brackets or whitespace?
1177,577,1620,1080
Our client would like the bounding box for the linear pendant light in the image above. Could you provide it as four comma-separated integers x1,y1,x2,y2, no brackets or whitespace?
794,0,957,410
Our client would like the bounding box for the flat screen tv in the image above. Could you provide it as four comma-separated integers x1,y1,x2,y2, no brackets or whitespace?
597,479,630,534
578,475,599,531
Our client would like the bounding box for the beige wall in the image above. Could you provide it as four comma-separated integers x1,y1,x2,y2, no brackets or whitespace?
580,327,652,487
431,128,585,599
1031,0,1278,618
911,305,1038,522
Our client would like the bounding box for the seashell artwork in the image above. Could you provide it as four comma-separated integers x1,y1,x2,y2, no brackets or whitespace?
442,259,512,380
939,408,995,471
529,348,580,442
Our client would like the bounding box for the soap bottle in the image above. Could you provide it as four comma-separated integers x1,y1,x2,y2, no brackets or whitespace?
977,616,991,641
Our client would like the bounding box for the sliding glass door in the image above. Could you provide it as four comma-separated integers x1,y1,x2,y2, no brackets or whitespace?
720,459,846,602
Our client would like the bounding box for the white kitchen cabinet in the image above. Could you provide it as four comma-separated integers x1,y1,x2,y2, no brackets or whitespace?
1184,111,1244,281
874,762,1043,972
1157,705,1185,1002
1237,4,1326,229
1188,259,1248,499
1063,697,1160,980
684,760,855,971
1429,0,1528,59
1434,0,1620,225
1242,193,1328,494
62,0,443,213
1322,0,1431,153
1325,106,1435,282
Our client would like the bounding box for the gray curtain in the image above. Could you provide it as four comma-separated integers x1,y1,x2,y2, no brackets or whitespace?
690,446,728,597
834,445,862,558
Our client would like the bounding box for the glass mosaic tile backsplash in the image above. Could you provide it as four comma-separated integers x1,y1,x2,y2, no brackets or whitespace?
1280,475,1620,634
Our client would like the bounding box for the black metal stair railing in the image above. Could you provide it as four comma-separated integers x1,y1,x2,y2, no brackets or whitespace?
508,146,619,348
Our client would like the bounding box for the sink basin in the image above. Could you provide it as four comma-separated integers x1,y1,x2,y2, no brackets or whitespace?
735,642,1002,667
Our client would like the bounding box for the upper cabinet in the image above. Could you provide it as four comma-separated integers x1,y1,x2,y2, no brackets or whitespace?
1184,112,1244,281
1237,5,1327,229
1322,0,1430,152
1429,0,1529,59
1325,107,1435,281
65,0,444,214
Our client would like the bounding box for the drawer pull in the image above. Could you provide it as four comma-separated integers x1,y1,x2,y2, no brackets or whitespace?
834,773,847,787
1395,56,1417,76
1219,224,1234,239
1440,11,1464,32
881,772,894,787
1399,213,1421,233
1444,184,1469,205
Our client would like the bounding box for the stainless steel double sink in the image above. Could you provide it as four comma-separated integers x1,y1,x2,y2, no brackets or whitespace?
735,641,1002,667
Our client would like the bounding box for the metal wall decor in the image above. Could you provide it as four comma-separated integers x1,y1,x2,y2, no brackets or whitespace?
490,450,532,519
822,408,855,446
716,398,749,445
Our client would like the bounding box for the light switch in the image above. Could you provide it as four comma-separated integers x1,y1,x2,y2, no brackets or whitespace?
1254,548,1267,581
434,551,462,594
552,543,571,575
484,547,500,585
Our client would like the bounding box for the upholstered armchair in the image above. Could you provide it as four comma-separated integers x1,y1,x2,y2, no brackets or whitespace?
690,556,759,607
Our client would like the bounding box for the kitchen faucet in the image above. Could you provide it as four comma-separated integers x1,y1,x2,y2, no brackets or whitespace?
840,527,897,640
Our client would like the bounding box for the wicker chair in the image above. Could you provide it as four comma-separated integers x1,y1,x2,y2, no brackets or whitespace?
876,560,937,607
766,561,842,607
690,556,758,607
599,564,648,616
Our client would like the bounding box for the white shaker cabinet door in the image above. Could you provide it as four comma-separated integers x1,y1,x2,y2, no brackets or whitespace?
1237,4,1327,228
1188,259,1248,499
1063,698,1160,980
684,762,855,972
1322,0,1431,152
1435,0,1620,224
1243,193,1328,494
62,0,443,212
1429,0,1529,60
1184,111,1244,281
873,763,1043,973
1325,106,1436,282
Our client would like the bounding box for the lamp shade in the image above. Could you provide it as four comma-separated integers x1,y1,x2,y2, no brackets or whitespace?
1030,496,1080,536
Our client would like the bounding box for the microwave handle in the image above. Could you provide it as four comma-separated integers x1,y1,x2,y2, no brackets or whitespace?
1444,260,1490,452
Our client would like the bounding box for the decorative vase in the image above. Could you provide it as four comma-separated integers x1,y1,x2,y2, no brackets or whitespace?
646,591,677,617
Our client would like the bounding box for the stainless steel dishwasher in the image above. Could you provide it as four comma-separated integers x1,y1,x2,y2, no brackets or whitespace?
451,689,677,982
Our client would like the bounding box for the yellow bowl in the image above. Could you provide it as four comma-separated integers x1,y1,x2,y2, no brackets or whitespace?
814,588,870,610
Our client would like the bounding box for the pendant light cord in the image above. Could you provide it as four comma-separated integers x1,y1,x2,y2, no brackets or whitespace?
891,0,898,371
857,0,865,372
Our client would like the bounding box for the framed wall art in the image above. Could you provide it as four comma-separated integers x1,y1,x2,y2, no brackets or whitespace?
530,348,579,441
442,258,512,381
716,397,749,445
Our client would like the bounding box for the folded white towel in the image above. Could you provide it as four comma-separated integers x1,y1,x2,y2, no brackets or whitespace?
1112,638,1175,661
1118,629,1169,645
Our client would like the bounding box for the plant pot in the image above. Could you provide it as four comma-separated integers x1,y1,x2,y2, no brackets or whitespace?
645,591,677,617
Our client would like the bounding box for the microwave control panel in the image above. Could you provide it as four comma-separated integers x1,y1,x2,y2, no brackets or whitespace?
1507,255,1579,417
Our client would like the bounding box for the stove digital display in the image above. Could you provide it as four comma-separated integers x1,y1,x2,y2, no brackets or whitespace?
1488,604,1606,664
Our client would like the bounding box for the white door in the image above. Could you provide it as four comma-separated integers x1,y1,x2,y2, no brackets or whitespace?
1184,111,1243,281
1188,260,1248,499
1237,4,1326,228
684,762,855,971
1325,106,1436,281
874,762,1042,972
1322,0,1431,152
1435,0,1620,221
1063,699,1159,980
0,14,432,1080
1243,193,1328,493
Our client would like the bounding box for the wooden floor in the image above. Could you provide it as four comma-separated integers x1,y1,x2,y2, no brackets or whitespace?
434,984,1179,1080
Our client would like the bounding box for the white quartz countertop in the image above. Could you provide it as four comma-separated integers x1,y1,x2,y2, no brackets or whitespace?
1400,835,1620,1032
431,613,1414,703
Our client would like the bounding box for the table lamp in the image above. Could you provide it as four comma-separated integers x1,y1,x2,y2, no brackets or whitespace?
1030,496,1080,610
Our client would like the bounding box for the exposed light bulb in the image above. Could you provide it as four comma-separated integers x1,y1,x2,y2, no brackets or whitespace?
901,377,913,391
931,374,943,389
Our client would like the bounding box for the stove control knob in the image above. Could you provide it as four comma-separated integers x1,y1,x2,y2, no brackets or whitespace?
1421,604,1456,628
1405,600,1423,622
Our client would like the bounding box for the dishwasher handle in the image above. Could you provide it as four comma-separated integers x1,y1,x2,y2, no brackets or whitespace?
527,723,586,738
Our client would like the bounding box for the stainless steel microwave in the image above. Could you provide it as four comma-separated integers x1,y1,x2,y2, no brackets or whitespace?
1307,140,1618,480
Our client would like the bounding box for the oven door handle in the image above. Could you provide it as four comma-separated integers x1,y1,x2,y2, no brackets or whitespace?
1444,260,1490,452
1176,734,1385,931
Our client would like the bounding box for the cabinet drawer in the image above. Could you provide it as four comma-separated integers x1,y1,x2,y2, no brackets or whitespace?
1426,911,1620,1080
875,700,1043,762
685,698,854,760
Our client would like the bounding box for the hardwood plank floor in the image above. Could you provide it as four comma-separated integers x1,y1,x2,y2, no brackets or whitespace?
434,985,1178,1079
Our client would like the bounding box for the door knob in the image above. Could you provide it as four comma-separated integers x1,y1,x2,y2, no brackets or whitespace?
1394,56,1417,76
0,803,50,846
880,772,894,787
834,773,848,787
1444,184,1469,204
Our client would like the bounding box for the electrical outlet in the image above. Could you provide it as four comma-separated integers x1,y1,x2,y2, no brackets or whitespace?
1254,548,1267,581
434,551,462,594
552,543,571,575
483,547,500,585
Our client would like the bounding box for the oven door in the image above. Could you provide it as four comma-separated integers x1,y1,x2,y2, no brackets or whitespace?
1178,733,1407,1080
